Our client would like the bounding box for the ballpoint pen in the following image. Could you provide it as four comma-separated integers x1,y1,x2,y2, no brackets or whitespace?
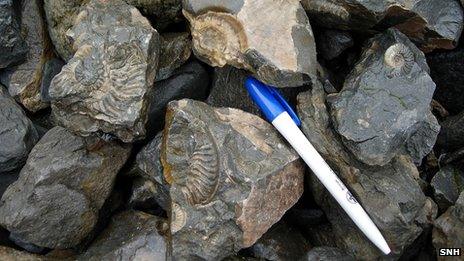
245,76,391,255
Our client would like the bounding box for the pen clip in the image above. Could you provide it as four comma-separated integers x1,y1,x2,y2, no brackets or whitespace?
244,76,301,126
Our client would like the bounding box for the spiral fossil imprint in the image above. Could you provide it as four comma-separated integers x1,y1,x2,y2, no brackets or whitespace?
171,202,187,234
384,43,415,77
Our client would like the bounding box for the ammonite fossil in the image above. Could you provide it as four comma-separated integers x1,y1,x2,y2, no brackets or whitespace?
384,43,415,77
171,202,187,234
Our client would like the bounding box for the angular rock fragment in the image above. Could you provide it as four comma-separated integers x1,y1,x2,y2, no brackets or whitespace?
301,0,464,52
0,0,53,112
183,0,318,87
49,0,160,142
437,111,464,151
317,29,354,60
0,0,27,68
302,247,354,261
78,211,167,261
433,191,464,261
0,126,131,249
0,246,44,261
156,32,192,81
297,80,436,259
40,58,65,102
328,29,439,166
162,99,304,260
0,87,39,173
129,177,164,211
431,165,464,212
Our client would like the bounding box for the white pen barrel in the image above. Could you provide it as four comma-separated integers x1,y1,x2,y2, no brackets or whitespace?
272,112,390,255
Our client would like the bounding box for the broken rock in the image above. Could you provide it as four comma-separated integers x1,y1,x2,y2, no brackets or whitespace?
0,0,27,68
431,164,464,212
156,32,192,81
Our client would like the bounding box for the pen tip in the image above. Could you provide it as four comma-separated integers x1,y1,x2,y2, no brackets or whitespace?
380,242,391,255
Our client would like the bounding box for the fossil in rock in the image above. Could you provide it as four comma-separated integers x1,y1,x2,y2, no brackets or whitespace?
384,43,415,77
304,0,350,21
171,202,187,234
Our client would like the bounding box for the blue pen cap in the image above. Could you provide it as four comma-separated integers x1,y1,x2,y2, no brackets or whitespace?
244,76,301,126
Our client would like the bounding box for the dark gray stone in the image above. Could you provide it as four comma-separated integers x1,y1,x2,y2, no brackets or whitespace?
301,0,463,52
0,126,131,249
317,29,354,60
437,110,464,151
163,99,304,260
432,191,464,261
40,58,65,102
328,29,439,166
297,79,437,259
0,171,18,199
249,221,311,261
301,247,354,261
431,165,464,212
156,32,191,81
128,177,166,211
0,0,27,69
0,87,39,173
9,233,46,254
78,211,168,261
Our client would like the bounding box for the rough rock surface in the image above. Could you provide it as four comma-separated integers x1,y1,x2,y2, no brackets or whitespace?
317,29,354,60
0,0,27,68
249,221,311,261
297,80,436,259
162,99,304,260
183,0,317,87
301,0,464,52
78,211,167,261
40,58,65,103
0,246,44,261
156,33,191,81
433,191,464,261
0,0,52,112
302,246,354,261
126,0,183,30
328,29,439,166
0,126,131,249
49,0,160,143
129,177,164,211
0,87,39,173
431,165,464,212
437,111,464,151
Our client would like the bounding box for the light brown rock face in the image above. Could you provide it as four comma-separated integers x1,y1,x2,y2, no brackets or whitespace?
162,99,304,260
183,0,317,87
0,0,52,112
49,0,160,142
0,246,44,261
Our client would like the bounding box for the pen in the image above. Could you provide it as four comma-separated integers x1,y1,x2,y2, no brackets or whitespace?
244,76,391,255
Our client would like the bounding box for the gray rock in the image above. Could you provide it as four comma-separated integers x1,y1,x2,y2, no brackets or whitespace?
156,33,191,81
0,87,39,173
433,191,464,261
163,99,304,260
78,211,168,261
431,165,464,212
40,58,65,103
301,0,463,52
0,171,18,199
437,110,464,151
124,0,183,30
0,126,131,249
317,30,354,60
0,0,27,68
0,246,44,261
147,60,210,133
249,222,311,261
0,0,53,112
301,247,354,261
49,0,160,143
129,177,165,211
297,80,437,259
9,233,46,254
183,0,318,87
328,29,439,166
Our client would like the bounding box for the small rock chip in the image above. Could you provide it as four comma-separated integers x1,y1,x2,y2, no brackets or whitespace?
316,29,354,60
302,246,354,261
49,0,160,142
78,211,167,261
433,191,464,261
328,29,439,166
0,126,131,249
431,165,464,212
183,0,318,87
162,99,304,260
0,87,39,173
0,0,27,68
0,0,53,112
156,33,192,81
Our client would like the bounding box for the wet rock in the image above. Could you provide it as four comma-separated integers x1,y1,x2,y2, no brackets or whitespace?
301,0,463,52
431,165,464,212
0,0,53,112
302,247,354,261
156,32,192,81
0,246,44,261
183,0,317,87
297,80,436,259
0,0,27,68
249,222,311,261
49,0,160,143
328,29,439,166
437,109,464,152
207,66,309,116
163,99,304,260
78,211,168,261
0,126,131,249
147,60,210,133
40,58,65,103
317,29,354,60
0,87,39,173
432,191,464,261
